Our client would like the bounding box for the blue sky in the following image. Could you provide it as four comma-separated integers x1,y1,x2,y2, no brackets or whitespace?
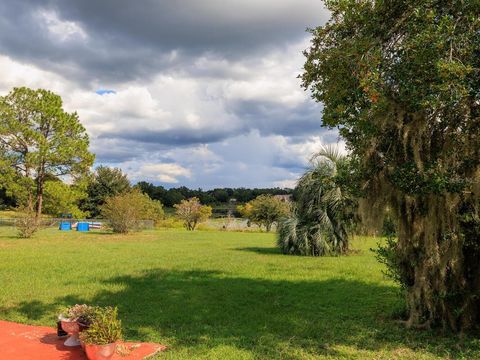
96,89,116,95
0,0,340,189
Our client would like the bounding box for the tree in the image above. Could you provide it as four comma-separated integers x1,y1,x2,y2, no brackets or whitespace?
42,180,88,218
81,166,130,217
277,147,355,256
302,1,480,331
0,87,94,217
136,181,157,199
134,183,294,207
245,195,290,232
236,202,253,226
212,188,229,203
174,197,212,231
138,193,164,226
101,189,164,233
164,189,185,207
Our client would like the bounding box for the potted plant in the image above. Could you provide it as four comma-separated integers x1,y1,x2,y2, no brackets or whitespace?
58,304,94,347
79,306,123,360
77,305,96,332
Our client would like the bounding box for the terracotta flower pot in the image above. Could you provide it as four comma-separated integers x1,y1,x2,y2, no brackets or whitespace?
84,342,117,360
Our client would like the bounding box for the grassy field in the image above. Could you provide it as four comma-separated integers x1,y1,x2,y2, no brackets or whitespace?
0,227,478,359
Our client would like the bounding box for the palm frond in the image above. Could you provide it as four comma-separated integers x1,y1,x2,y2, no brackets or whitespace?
277,146,352,256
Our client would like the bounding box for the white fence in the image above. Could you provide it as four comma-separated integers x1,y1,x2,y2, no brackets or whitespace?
205,217,275,231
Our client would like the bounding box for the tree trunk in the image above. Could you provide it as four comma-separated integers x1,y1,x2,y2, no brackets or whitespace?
27,193,34,212
366,107,480,332
394,191,480,332
35,172,44,219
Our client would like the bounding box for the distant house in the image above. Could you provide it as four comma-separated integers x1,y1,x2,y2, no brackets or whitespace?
274,194,292,202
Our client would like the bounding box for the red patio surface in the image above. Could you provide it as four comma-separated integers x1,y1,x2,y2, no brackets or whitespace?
0,320,167,359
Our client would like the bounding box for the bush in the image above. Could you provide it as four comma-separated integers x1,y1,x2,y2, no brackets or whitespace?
277,147,354,256
79,307,122,345
372,236,407,290
156,216,184,229
139,195,164,226
174,197,212,231
15,207,38,238
243,195,290,232
102,189,164,233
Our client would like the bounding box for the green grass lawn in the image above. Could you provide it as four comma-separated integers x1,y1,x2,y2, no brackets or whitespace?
0,227,478,359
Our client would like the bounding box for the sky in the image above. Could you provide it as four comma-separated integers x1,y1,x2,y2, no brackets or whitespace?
0,0,340,189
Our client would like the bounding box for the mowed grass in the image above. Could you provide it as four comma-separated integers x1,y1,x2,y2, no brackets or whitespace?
0,227,478,359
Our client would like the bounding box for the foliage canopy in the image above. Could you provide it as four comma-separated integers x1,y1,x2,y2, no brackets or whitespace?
244,195,290,232
81,166,131,218
101,189,163,233
302,0,480,331
0,87,94,217
174,197,212,231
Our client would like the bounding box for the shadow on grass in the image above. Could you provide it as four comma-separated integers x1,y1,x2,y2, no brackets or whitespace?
7,269,475,359
15,300,56,321
234,246,283,255
80,230,117,236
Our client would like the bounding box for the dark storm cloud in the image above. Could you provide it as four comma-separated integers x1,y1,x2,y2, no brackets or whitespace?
0,0,173,85
228,99,324,137
99,126,240,147
0,0,327,84
271,158,308,172
93,147,140,164
97,98,325,149
0,0,334,187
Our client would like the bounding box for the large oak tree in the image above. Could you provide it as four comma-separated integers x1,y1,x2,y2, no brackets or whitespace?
302,1,480,331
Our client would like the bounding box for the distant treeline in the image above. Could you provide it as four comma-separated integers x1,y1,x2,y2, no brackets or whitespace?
136,182,293,208
0,179,293,215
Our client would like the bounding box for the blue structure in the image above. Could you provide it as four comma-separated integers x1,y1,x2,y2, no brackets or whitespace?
76,222,90,232
59,222,72,231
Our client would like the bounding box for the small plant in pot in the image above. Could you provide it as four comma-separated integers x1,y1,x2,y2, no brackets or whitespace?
58,304,94,347
77,306,96,332
79,306,123,360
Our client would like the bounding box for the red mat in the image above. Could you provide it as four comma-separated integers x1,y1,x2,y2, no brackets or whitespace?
0,320,167,359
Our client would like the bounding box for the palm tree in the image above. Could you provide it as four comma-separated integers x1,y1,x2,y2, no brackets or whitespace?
277,146,354,256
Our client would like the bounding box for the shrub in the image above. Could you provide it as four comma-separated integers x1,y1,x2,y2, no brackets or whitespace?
372,236,409,291
381,216,397,238
174,197,212,231
243,195,290,232
277,213,334,256
156,216,184,229
139,194,164,226
79,307,122,345
102,189,164,233
277,147,354,256
15,207,38,238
